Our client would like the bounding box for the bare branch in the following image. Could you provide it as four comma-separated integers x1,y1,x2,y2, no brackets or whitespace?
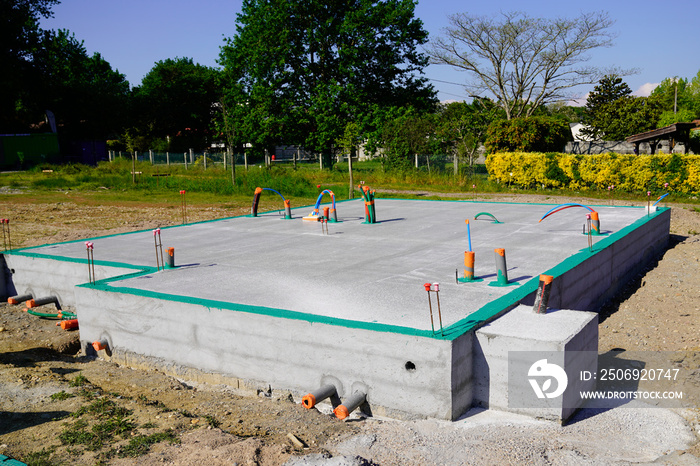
428,11,631,119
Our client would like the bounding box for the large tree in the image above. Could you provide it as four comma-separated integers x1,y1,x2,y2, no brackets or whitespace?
0,0,59,131
219,0,436,159
31,29,130,138
132,57,221,151
436,99,503,172
428,11,620,120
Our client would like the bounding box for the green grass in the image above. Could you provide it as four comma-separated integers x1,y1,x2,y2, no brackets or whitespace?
1,158,697,208
50,390,74,401
57,394,179,461
115,429,179,458
69,374,89,387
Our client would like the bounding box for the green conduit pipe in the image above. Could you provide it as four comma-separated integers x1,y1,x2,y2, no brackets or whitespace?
474,212,502,223
27,309,61,318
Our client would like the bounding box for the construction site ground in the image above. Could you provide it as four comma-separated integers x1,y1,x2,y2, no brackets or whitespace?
0,191,698,465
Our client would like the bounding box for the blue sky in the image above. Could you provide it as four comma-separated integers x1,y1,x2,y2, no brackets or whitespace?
42,0,699,103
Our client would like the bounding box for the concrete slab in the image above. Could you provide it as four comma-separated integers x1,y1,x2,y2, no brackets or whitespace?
1,198,671,420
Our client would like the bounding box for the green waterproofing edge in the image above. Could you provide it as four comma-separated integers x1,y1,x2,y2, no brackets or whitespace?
3,201,668,341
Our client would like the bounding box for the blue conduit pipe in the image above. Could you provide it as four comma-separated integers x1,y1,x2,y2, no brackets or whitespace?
304,190,337,222
251,187,292,219
652,193,669,207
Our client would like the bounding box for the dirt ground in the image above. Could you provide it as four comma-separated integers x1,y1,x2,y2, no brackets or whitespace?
0,191,698,465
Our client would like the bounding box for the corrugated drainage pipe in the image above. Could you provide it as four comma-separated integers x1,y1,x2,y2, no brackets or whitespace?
302,384,336,409
334,391,366,420
8,293,33,305
27,296,60,310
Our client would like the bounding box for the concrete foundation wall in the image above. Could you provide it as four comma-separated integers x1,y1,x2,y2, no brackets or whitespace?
2,253,136,306
76,286,458,420
522,209,670,312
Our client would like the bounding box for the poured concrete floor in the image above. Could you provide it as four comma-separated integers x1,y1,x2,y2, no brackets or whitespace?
21,198,655,332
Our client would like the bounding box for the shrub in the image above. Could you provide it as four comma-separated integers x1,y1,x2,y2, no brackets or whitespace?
486,152,700,195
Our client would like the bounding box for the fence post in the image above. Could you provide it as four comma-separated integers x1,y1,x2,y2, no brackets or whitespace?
166,152,170,166
189,148,193,164
184,152,188,170
149,150,153,165
204,151,207,170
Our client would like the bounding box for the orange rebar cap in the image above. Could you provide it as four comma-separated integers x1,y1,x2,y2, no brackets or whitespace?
8,297,19,304
26,299,37,308
301,393,317,409
590,211,599,220
495,248,505,257
539,274,554,285
333,405,350,420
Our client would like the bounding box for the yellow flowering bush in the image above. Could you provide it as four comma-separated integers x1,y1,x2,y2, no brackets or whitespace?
485,152,700,195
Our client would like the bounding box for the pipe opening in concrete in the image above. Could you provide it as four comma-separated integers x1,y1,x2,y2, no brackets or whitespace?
405,361,416,371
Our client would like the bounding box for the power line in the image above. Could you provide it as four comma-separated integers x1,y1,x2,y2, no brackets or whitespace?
429,78,467,87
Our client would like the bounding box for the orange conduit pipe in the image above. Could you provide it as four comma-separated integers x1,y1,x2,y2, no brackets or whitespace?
464,251,475,281
334,391,366,420
92,340,109,351
8,293,33,305
56,319,79,330
302,384,337,409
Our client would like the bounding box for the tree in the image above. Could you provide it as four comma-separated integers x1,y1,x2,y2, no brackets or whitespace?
31,29,130,138
581,75,661,140
218,0,436,161
485,116,571,153
429,11,621,120
436,99,504,173
374,107,438,171
133,57,221,151
0,0,59,131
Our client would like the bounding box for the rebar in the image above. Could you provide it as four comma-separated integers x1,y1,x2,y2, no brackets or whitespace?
424,283,435,334
154,228,164,271
86,241,95,284
434,283,444,336
180,190,187,224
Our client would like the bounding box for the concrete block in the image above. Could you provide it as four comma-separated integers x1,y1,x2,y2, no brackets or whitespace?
473,305,598,422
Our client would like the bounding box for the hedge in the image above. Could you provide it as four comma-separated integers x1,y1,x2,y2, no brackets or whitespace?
485,152,700,195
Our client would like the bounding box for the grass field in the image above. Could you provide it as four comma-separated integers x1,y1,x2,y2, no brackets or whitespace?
1,158,695,210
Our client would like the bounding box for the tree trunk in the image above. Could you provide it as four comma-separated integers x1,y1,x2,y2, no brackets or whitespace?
348,146,355,199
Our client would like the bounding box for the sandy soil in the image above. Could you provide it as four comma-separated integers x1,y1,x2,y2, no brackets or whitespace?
0,191,698,465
